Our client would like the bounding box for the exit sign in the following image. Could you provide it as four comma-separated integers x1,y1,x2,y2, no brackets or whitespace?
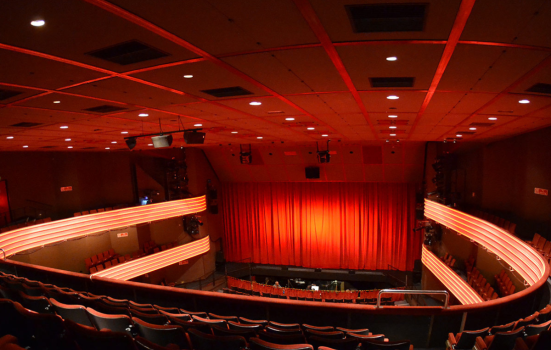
117,232,128,238
535,188,548,196
60,186,72,192
179,260,189,265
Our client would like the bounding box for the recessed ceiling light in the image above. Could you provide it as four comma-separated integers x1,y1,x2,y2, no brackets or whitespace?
249,101,262,106
68,146,73,149
388,115,398,118
389,126,397,129
30,20,45,27
105,147,110,150
390,134,396,137
65,138,71,141
488,117,498,121
111,141,117,144
60,126,68,129
257,136,263,139
387,95,399,100
456,134,463,137
386,57,397,61
469,127,477,131
23,145,28,148
307,127,315,130
285,117,295,121
194,123,202,127
139,113,149,117
121,131,128,134
231,131,238,134
386,140,389,143
6,136,14,139
183,75,193,79
53,101,61,104
321,134,329,137
519,99,530,104
148,144,153,146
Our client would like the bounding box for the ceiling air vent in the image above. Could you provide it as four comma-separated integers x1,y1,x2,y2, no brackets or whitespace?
346,4,427,33
526,83,551,95
82,147,97,150
40,146,57,149
456,131,475,135
84,105,128,113
86,40,169,65
0,89,23,101
201,86,253,98
370,77,414,88
469,122,494,127
10,122,43,127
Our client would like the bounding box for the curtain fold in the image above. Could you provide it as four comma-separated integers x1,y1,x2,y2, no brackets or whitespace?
222,182,420,271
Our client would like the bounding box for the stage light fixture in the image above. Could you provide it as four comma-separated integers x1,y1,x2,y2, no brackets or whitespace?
125,137,137,150
151,134,173,148
316,140,331,163
240,144,252,164
184,131,206,144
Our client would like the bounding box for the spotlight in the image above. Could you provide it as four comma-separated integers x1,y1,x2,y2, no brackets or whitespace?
240,144,252,164
151,134,173,148
125,137,137,150
183,131,206,144
316,140,331,164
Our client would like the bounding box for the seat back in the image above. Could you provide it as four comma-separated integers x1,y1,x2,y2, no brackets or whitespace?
531,330,551,350
14,302,65,349
87,307,134,335
269,321,301,329
240,316,268,325
50,298,94,327
208,312,239,322
133,317,187,348
363,339,411,350
266,325,302,335
228,320,263,332
524,320,551,337
258,330,307,345
303,324,334,331
188,328,247,350
337,327,370,335
211,324,257,340
18,292,54,314
305,329,344,339
249,337,313,350
489,321,516,335
168,317,212,334
308,336,360,350
487,327,524,350
346,333,385,342
455,328,490,349
130,309,168,325
64,319,136,350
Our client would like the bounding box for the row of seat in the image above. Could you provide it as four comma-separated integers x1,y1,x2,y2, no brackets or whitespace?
0,217,51,233
0,271,414,350
73,204,128,217
471,210,517,234
495,270,516,297
526,234,551,260
0,335,24,350
447,307,551,350
467,267,499,301
85,248,119,271
227,277,402,305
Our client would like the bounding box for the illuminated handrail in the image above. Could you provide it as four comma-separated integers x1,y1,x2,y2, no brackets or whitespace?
376,289,449,308
424,200,547,286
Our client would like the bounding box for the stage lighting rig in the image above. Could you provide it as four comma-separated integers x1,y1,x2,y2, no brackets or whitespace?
123,117,204,149
317,140,331,163
184,214,203,235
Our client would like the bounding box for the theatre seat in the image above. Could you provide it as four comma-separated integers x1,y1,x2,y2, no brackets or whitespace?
180,309,208,318
135,335,180,350
50,298,94,327
159,310,191,321
265,326,303,335
474,327,525,350
446,327,489,350
130,309,168,325
302,324,334,332
308,335,360,350
269,321,301,329
192,315,227,327
13,302,66,349
188,328,247,350
514,313,539,330
523,320,551,337
92,301,130,316
131,305,160,314
64,319,136,350
305,329,344,339
18,292,54,314
514,330,551,350
335,327,370,335
240,317,268,325
489,321,516,335
211,324,257,340
86,307,134,336
154,305,180,314
228,320,263,332
249,337,313,350
168,317,212,334
362,339,413,350
208,312,239,322
346,333,386,342
133,317,189,349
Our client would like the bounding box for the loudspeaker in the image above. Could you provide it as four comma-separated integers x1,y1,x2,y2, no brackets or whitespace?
305,166,320,179
151,135,173,148
184,131,206,144
125,137,137,150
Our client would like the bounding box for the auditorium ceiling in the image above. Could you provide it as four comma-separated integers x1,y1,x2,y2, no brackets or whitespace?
0,0,550,152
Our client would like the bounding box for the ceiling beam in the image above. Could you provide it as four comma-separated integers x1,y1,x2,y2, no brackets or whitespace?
407,0,477,138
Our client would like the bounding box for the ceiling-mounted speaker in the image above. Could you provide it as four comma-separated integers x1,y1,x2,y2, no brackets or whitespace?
151,134,173,148
125,137,137,150
184,131,206,144
305,166,320,179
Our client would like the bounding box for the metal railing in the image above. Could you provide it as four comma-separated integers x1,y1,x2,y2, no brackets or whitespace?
376,289,449,309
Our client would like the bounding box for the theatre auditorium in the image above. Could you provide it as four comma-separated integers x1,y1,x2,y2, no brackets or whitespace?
0,1,550,350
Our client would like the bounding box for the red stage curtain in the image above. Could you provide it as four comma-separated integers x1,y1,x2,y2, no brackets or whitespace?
222,182,421,271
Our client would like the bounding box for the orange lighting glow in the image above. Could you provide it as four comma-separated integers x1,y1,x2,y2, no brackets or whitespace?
422,245,484,305
424,200,547,286
0,196,207,258
92,236,210,280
